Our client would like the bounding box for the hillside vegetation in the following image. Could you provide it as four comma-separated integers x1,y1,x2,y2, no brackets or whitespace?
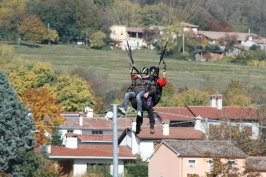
13,44,266,92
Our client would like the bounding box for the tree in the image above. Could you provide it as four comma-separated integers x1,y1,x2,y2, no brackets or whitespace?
21,88,65,146
53,74,97,112
0,0,28,42
18,15,47,45
142,27,160,48
208,155,241,177
0,44,15,68
50,122,63,146
27,0,103,42
173,88,210,107
89,31,107,49
0,70,35,173
12,151,42,177
222,80,250,106
43,28,59,43
157,82,176,107
7,60,57,96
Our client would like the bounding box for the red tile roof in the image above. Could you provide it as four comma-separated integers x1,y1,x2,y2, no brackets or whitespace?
49,145,136,159
136,127,204,140
154,107,195,121
77,134,115,141
187,106,258,120
61,116,161,131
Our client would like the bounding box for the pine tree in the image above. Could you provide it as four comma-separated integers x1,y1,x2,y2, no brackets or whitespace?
0,70,35,173
50,122,63,146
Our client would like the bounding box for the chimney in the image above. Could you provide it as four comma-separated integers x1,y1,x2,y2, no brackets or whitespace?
210,95,216,107
85,107,93,118
47,143,51,153
65,135,78,149
216,94,223,110
79,112,83,126
131,118,138,154
163,120,170,136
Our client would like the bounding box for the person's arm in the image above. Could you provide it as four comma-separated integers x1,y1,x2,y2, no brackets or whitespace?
157,70,167,87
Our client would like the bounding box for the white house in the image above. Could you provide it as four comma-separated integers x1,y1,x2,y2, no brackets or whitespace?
110,22,199,50
47,133,136,176
119,118,204,161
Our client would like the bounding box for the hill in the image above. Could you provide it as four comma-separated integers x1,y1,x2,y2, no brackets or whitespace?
13,44,266,92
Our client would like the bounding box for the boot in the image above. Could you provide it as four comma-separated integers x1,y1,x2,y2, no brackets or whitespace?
136,123,141,134
150,126,155,134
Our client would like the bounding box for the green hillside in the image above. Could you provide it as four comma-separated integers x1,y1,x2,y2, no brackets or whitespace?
14,44,266,92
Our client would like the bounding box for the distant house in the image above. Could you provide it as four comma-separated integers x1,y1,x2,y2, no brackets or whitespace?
197,31,258,45
148,140,246,177
47,134,136,176
154,94,260,140
197,31,265,57
110,22,199,50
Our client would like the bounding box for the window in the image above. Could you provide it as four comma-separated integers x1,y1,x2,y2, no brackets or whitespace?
228,160,236,168
208,160,214,167
67,130,73,133
188,160,196,167
92,131,103,134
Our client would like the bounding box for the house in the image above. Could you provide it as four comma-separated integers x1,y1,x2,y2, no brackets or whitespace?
148,140,246,177
190,94,259,139
59,111,137,144
110,22,199,50
119,118,204,161
246,156,266,176
48,133,136,176
109,25,146,50
197,31,258,45
154,94,260,139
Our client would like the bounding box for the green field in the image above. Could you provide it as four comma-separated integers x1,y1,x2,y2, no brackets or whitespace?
13,44,266,92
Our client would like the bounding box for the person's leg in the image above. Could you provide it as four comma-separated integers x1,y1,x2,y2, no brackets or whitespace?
119,92,135,114
136,91,145,116
148,107,155,134
135,115,143,134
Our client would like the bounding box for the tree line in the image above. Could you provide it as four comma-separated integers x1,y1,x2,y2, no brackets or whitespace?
0,0,265,46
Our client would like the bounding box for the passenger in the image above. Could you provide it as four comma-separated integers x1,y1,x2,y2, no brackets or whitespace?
145,66,167,134
118,67,156,121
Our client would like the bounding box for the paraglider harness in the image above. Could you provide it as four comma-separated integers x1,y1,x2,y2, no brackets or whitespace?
125,41,168,107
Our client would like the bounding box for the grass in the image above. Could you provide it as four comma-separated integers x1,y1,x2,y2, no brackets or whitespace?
11,43,266,92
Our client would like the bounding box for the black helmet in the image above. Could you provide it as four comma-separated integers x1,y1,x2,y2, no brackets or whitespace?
150,66,157,72
150,66,159,76
140,67,148,74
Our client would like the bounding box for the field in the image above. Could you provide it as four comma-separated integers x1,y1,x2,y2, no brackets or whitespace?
12,43,266,92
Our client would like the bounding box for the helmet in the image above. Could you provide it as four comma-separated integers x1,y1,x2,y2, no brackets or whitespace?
140,67,148,74
150,66,159,76
150,66,157,72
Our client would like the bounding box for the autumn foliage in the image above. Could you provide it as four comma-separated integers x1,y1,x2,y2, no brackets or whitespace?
21,88,65,146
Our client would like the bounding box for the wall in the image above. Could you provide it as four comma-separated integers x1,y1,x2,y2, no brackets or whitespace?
140,141,155,161
73,159,124,177
148,144,246,177
149,144,180,177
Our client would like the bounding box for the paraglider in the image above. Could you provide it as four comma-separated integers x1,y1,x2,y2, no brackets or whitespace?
118,41,168,134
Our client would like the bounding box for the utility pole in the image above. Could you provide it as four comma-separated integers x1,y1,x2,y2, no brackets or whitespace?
86,29,88,48
182,33,185,53
112,104,118,177
48,23,50,45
